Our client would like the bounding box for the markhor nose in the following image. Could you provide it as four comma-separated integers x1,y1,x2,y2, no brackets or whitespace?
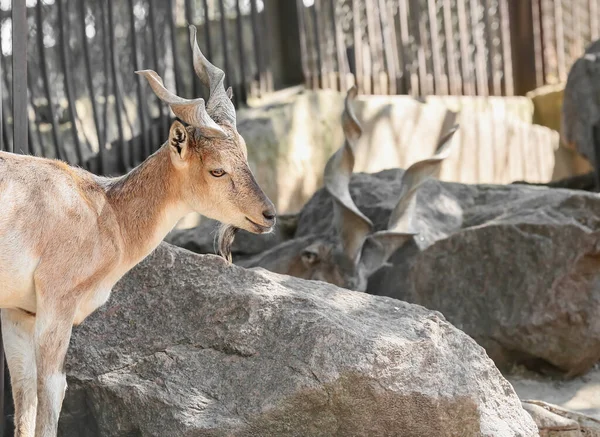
262,208,276,222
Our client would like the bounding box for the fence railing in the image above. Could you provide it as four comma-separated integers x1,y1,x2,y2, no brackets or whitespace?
0,0,279,177
532,0,600,86
2,1,599,180
296,0,600,97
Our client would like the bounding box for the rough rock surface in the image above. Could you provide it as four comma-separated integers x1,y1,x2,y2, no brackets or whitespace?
562,38,600,166
58,243,537,437
296,169,600,376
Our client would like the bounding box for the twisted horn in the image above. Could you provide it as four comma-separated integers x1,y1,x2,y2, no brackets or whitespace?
386,124,459,233
189,25,236,126
359,125,459,274
324,86,373,264
136,69,227,139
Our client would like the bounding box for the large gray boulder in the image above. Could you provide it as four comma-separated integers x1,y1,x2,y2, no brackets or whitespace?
297,170,600,376
58,243,537,437
562,39,600,166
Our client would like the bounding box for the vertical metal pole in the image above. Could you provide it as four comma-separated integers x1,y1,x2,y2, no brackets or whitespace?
167,0,181,94
57,0,84,166
107,0,127,171
148,0,168,143
185,0,200,96
201,0,213,60
12,0,28,154
296,0,311,88
235,0,247,103
0,20,3,152
250,0,263,95
7,0,30,425
79,0,103,170
36,0,62,160
128,0,150,163
217,0,230,91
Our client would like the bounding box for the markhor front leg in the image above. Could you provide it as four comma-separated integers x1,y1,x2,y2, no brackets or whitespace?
2,309,37,437
33,305,75,437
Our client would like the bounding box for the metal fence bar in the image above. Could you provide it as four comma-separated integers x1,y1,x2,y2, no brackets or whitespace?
260,1,273,93
427,0,446,94
57,0,84,166
442,0,461,95
352,0,364,93
27,69,46,157
148,0,168,144
532,0,545,88
36,0,62,160
201,0,213,60
397,0,412,94
0,29,3,152
409,0,426,95
329,0,341,91
168,0,181,94
217,0,230,93
13,0,27,155
482,0,500,95
1,53,12,154
315,0,328,89
313,0,327,89
369,0,386,93
471,0,489,96
295,0,311,88
79,0,102,171
128,0,150,164
381,0,400,94
97,0,111,173
498,0,513,95
364,0,378,93
457,0,475,95
554,0,566,81
107,0,128,171
185,0,200,97
1,60,12,154
235,0,248,102
250,0,265,94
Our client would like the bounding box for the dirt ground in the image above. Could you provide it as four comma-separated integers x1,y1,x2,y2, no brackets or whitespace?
506,364,600,419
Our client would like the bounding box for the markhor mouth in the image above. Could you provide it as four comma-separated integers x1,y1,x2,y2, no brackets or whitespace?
245,217,273,232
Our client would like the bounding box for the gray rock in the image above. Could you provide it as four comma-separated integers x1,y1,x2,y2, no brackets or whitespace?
562,38,600,166
58,243,537,437
298,169,600,376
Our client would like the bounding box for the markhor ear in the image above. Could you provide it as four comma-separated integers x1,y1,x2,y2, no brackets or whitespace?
169,121,189,161
226,87,233,101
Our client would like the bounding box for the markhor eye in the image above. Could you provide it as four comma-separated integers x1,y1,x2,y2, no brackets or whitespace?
210,169,226,178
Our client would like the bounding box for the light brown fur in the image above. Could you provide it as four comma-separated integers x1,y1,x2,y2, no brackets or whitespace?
0,119,274,436
1,25,273,436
